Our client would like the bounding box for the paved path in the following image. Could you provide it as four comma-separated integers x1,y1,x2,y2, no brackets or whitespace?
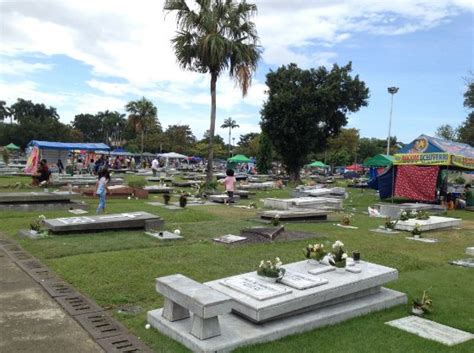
0,246,103,353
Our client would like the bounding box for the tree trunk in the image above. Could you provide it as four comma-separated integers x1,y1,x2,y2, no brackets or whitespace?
140,130,144,161
206,72,218,185
228,128,231,157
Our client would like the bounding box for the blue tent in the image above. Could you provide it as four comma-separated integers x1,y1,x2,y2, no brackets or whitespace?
28,140,110,151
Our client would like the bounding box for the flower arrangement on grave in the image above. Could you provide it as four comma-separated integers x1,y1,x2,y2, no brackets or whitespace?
271,214,280,226
257,257,285,279
411,224,422,237
399,210,416,221
341,213,352,226
30,215,46,232
248,201,257,209
412,290,433,315
303,243,326,262
179,193,187,208
415,210,430,220
384,217,397,230
163,193,171,205
328,240,348,268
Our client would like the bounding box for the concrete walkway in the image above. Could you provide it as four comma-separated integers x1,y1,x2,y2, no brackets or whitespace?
0,247,103,353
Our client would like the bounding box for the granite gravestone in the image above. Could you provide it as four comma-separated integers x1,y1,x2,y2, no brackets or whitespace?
0,191,87,211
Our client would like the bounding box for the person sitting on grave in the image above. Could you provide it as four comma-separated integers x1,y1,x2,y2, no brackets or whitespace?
32,159,51,186
456,184,474,209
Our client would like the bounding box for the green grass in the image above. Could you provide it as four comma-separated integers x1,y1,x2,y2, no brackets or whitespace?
1,178,473,353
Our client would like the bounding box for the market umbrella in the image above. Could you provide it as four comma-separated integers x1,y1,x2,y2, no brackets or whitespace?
363,154,394,167
227,154,252,163
306,160,329,168
5,143,20,150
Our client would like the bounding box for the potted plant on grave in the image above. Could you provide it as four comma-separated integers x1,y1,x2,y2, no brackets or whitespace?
328,240,348,272
271,214,280,226
257,257,285,283
179,193,187,208
163,193,171,205
411,224,423,238
341,213,352,226
412,290,433,315
29,215,47,236
303,243,327,264
384,217,397,231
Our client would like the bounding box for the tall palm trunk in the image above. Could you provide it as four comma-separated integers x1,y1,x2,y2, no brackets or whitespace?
140,130,144,161
206,72,217,184
228,127,231,156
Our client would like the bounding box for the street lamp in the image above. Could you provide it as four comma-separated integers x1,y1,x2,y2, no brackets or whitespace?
386,86,399,155
232,137,235,156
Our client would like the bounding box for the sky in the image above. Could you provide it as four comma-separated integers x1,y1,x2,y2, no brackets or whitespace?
0,0,473,144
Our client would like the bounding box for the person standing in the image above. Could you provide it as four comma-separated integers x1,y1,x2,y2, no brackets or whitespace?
95,169,110,214
222,169,237,205
151,157,159,177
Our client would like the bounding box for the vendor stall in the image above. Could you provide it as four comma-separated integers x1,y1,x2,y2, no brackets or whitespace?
372,135,474,201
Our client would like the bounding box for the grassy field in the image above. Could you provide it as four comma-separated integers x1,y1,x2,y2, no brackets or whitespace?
0,175,473,353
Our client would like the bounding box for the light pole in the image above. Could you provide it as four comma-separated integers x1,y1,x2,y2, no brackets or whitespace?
386,86,399,155
232,137,235,156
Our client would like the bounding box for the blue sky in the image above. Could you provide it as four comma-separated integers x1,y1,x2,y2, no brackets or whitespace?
0,0,473,144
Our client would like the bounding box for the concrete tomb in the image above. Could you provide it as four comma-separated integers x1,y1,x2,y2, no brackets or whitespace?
450,258,474,268
208,194,241,204
0,191,87,212
44,211,163,234
260,209,328,222
264,197,342,211
148,260,406,353
386,316,473,346
293,186,346,199
375,203,446,219
465,247,474,256
240,226,285,240
144,185,174,194
239,182,275,190
394,216,461,232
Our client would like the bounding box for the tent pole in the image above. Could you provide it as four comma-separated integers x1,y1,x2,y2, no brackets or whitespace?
391,166,395,204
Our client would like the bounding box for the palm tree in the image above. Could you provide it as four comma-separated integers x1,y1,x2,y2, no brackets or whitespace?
164,0,260,183
221,117,239,156
125,98,158,159
0,101,12,124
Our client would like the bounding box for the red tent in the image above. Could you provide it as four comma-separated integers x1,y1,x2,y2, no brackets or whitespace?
346,164,364,172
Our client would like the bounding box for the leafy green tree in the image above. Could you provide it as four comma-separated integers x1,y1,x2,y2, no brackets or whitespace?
0,101,12,123
458,77,474,146
236,132,260,156
261,62,369,181
96,110,128,146
325,128,360,165
162,124,196,154
220,117,239,156
72,114,103,142
256,132,272,173
164,0,260,183
8,98,70,148
125,97,158,157
357,138,385,162
435,124,458,141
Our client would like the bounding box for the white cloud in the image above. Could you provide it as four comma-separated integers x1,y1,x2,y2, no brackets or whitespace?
0,58,52,76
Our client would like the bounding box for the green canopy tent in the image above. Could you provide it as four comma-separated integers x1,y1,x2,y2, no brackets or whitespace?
5,143,20,150
306,160,329,168
363,154,394,167
227,154,252,163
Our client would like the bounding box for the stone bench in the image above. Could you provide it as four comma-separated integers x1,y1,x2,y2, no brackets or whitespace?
156,274,232,340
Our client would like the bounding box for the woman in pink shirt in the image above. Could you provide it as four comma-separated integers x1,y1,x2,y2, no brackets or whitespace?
223,169,237,205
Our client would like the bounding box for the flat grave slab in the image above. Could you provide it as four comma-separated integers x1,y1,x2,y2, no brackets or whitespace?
206,260,402,323
172,181,201,187
239,182,275,190
146,231,183,240
233,190,254,199
259,209,328,222
208,194,241,204
213,234,247,244
370,228,400,235
0,191,88,211
466,247,474,256
17,229,47,239
240,226,285,240
144,185,174,194
450,258,474,268
68,209,88,215
336,224,359,229
406,237,438,243
44,211,164,234
386,316,473,346
394,216,461,232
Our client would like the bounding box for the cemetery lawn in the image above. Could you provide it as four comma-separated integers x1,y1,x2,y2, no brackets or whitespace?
1,180,473,353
